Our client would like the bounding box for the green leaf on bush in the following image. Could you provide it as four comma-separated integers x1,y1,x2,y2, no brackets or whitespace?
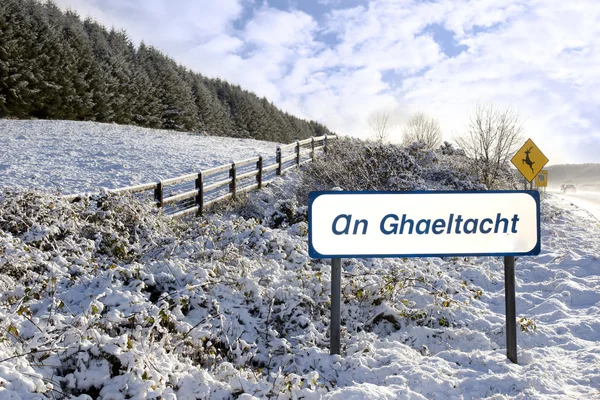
7,325,19,337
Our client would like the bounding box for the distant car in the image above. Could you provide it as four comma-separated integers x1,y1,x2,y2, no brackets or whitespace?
560,184,577,193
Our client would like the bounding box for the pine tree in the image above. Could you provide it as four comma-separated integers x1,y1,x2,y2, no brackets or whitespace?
107,29,138,125
131,43,162,128
36,2,79,120
137,45,198,131
0,0,44,117
84,18,118,122
197,76,234,135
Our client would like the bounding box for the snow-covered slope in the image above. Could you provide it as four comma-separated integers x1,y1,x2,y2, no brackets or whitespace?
1,120,599,399
0,120,280,194
0,181,598,399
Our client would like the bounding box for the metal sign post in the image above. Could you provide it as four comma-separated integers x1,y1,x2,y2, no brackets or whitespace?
330,258,342,355
504,255,517,363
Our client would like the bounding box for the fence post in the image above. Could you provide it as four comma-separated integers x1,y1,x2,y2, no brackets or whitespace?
296,140,300,167
323,134,328,156
276,147,282,176
154,181,164,207
257,155,263,189
195,172,204,216
311,137,315,162
230,162,237,199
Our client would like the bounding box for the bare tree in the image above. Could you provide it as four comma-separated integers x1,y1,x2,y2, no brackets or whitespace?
401,112,443,150
454,103,524,189
368,111,392,143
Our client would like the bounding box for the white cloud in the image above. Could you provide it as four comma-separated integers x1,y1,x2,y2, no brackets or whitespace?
53,0,244,46
397,0,600,163
245,7,317,47
442,0,526,38
51,0,600,163
317,0,343,5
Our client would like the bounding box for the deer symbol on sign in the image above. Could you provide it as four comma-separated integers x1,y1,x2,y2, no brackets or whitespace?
522,147,535,173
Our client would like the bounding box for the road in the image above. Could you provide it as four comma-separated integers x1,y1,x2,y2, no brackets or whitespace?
551,190,600,221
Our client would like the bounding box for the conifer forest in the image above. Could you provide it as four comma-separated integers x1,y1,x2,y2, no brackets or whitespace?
0,0,332,142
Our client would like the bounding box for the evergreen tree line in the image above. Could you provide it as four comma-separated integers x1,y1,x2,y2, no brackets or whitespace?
0,0,332,142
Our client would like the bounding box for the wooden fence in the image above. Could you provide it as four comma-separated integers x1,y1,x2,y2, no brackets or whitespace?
77,134,334,218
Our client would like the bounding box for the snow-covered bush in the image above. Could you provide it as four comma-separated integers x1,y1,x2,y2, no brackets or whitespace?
268,198,308,228
0,185,494,398
439,141,522,190
1,177,597,398
0,189,172,280
297,137,485,199
299,137,423,194
493,164,524,189
0,188,333,398
220,176,308,228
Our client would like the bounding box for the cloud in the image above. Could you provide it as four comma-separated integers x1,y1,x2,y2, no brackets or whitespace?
51,0,600,163
53,0,244,46
442,0,526,38
397,0,600,163
245,7,317,47
317,0,343,5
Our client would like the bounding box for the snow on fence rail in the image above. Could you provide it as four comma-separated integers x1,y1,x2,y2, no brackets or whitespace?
66,135,334,217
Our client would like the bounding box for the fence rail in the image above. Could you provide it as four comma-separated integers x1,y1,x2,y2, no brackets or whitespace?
84,134,334,217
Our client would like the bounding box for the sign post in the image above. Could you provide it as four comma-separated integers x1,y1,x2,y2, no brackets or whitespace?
504,255,517,363
309,191,541,362
504,139,548,363
330,258,341,355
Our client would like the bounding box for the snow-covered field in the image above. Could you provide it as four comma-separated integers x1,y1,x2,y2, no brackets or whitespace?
0,184,599,399
0,120,599,399
0,120,280,195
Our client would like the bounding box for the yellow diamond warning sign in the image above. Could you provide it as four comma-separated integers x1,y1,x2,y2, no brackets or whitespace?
535,170,548,187
511,139,549,182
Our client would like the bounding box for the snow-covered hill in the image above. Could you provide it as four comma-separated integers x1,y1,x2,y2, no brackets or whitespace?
0,120,599,399
546,164,600,190
0,120,280,195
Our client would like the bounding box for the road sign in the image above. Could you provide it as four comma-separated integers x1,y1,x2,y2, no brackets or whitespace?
511,138,549,182
535,170,548,187
309,191,541,258
310,190,535,363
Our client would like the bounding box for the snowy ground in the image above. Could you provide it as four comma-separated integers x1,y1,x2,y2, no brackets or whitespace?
0,120,279,195
553,190,600,221
0,183,599,399
0,120,599,399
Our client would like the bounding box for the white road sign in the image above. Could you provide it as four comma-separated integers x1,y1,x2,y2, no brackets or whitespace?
308,191,540,258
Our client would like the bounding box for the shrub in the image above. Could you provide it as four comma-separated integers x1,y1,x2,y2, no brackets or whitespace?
298,137,485,199
299,137,423,195
0,189,172,280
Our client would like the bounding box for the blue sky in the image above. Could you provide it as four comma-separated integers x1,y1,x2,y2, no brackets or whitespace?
54,0,600,165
